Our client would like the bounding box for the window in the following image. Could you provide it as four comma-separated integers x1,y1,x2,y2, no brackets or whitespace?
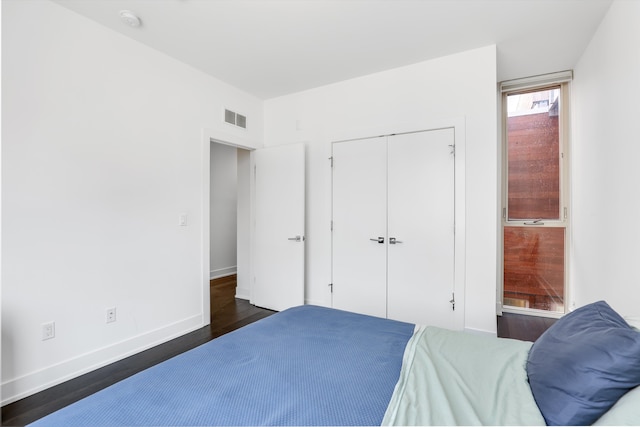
500,72,571,315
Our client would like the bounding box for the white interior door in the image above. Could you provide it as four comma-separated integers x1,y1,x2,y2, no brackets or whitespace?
386,129,455,327
253,144,305,312
332,137,387,318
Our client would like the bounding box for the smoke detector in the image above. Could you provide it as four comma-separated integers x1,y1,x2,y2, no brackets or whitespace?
119,10,142,28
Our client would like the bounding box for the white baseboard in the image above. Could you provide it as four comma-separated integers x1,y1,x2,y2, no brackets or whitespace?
1,314,204,406
235,287,250,300
210,266,237,280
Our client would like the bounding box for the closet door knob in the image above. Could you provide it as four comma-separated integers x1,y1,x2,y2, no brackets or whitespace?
369,237,385,244
389,237,403,244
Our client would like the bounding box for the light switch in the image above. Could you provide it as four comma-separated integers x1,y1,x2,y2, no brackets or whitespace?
179,213,188,226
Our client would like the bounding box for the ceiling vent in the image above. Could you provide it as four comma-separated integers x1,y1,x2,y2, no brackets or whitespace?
224,109,247,129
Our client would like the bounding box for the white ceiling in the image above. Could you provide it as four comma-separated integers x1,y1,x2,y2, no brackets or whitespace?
53,0,612,100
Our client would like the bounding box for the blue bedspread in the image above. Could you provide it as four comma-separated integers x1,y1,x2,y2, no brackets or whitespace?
30,305,414,426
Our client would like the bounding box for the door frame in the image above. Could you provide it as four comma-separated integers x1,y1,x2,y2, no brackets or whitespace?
201,128,260,326
329,117,466,330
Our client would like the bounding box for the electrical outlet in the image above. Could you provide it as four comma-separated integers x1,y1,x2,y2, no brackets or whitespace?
106,307,117,324
42,321,55,340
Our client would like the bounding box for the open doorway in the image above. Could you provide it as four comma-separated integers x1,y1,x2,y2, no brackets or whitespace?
209,141,251,320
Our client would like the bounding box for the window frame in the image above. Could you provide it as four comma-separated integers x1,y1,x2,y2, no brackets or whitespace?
499,72,572,318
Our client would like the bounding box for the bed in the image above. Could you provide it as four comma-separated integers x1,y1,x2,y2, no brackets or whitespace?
29,302,640,426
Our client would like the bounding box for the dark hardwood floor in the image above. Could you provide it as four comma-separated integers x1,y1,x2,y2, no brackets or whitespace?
1,276,275,427
2,279,555,426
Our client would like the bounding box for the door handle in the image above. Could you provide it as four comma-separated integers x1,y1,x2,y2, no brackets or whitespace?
389,237,403,245
369,237,385,244
287,235,304,242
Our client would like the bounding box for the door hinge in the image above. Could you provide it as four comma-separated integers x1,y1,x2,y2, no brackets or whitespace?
564,206,568,219
449,144,455,156
331,220,333,231
328,156,333,168
328,283,333,293
449,292,455,311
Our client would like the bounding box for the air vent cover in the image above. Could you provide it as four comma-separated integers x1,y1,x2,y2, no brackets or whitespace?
236,114,246,129
224,109,235,125
224,109,247,129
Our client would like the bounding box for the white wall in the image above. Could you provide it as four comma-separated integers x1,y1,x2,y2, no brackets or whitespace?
571,0,640,316
210,143,238,278
1,0,262,404
264,45,498,334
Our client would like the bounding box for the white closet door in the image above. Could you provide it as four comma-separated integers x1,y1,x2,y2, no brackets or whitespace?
387,129,455,327
332,137,388,318
253,144,305,312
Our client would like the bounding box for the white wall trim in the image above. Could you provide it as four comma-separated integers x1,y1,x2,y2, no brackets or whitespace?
328,116,465,145
453,117,467,332
1,314,204,406
205,128,258,151
210,266,237,280
201,128,261,324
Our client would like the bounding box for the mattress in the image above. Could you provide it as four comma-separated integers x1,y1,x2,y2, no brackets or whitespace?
29,305,414,426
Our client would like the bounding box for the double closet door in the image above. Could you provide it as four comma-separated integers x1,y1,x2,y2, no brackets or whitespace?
332,128,457,329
